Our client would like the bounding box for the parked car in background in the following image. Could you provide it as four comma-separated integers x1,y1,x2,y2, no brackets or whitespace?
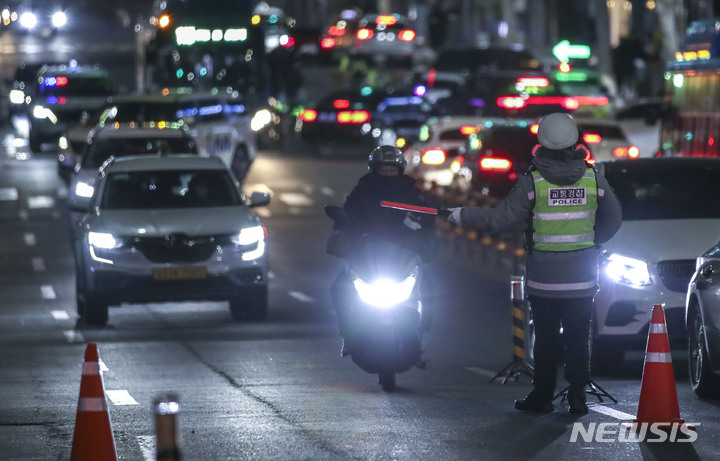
59,89,258,182
27,62,114,152
592,157,720,373
574,117,639,162
71,154,271,326
404,115,489,187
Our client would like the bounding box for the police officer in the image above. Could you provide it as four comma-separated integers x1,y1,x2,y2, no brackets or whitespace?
327,145,438,357
445,113,622,415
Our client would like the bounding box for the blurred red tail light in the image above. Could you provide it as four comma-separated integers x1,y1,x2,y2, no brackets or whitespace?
613,146,640,159
357,28,373,40
333,99,350,109
320,37,335,49
479,157,512,172
582,133,602,144
337,110,370,124
497,96,527,109
399,30,416,41
299,109,318,122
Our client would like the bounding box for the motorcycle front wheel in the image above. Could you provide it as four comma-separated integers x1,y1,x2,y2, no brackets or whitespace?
379,372,396,392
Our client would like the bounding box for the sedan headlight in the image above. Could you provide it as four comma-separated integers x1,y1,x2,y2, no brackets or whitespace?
88,231,120,249
231,225,265,261
602,253,652,287
51,11,67,28
19,12,37,30
353,268,418,308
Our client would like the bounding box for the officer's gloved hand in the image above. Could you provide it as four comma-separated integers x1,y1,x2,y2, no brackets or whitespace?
403,213,422,231
446,207,463,226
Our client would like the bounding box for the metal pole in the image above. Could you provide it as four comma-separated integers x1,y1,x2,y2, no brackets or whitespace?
154,394,181,461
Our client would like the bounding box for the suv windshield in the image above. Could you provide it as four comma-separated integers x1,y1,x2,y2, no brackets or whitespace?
101,170,241,209
83,137,197,169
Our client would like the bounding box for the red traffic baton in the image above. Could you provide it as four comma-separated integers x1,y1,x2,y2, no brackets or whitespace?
380,200,450,217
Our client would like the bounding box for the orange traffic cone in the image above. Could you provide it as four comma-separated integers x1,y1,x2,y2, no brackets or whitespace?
634,304,685,428
70,343,118,461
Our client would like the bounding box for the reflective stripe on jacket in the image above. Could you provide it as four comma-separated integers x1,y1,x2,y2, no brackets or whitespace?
531,168,598,252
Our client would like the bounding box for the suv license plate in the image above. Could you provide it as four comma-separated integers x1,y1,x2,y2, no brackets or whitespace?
153,267,207,280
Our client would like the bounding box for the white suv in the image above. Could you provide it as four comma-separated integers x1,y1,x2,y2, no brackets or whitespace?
71,154,271,326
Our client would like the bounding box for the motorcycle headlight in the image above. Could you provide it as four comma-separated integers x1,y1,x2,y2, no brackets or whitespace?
602,253,652,287
353,267,418,308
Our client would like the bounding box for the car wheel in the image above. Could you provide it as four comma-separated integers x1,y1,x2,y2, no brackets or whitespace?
229,286,268,321
231,146,251,183
688,304,720,398
76,278,109,326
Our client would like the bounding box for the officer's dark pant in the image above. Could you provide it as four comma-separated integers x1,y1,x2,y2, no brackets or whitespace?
527,295,593,403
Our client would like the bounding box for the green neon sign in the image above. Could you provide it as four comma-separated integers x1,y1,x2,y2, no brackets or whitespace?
552,40,591,62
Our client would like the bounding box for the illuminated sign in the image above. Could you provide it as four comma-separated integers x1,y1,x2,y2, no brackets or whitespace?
552,40,591,62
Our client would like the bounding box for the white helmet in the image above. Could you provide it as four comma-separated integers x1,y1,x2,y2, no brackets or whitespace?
537,113,578,150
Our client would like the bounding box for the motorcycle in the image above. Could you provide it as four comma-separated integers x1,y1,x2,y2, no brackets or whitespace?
325,205,426,392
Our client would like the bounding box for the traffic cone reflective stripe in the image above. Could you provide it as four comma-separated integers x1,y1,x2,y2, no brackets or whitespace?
70,343,118,461
634,304,685,428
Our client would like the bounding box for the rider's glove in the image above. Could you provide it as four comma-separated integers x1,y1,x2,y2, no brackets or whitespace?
446,207,463,226
403,213,422,231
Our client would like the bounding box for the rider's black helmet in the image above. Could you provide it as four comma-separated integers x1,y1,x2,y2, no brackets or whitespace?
368,145,406,174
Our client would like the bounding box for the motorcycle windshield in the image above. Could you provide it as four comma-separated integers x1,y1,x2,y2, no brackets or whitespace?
350,239,420,283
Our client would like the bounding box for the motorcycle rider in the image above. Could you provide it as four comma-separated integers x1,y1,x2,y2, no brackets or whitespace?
327,145,438,357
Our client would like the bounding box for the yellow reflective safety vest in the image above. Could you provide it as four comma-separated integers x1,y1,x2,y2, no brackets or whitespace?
531,168,597,251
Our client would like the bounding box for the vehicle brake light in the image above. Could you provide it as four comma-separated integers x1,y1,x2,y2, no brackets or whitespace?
517,76,549,88
561,98,580,110
497,96,527,109
376,15,397,25
281,36,295,48
422,149,446,165
328,25,345,36
333,99,350,109
320,37,335,49
399,30,415,41
480,157,512,172
337,110,370,124
583,133,602,144
460,126,479,135
450,155,465,173
613,146,640,159
357,28,373,40
299,109,318,122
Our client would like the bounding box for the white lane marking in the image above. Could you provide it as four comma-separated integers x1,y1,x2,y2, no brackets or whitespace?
279,192,313,207
106,390,140,406
27,195,54,209
590,404,635,420
51,310,70,320
18,209,28,220
24,233,36,246
41,285,56,299
320,186,335,196
465,366,499,378
99,359,109,373
137,435,156,461
0,187,18,200
32,257,45,272
254,207,271,218
64,330,85,343
289,291,314,303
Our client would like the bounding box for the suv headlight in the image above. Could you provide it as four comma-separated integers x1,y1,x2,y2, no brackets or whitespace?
231,225,265,260
88,232,120,249
602,253,652,287
74,181,94,198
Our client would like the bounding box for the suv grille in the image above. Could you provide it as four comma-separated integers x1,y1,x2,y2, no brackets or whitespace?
131,234,222,263
656,259,696,293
